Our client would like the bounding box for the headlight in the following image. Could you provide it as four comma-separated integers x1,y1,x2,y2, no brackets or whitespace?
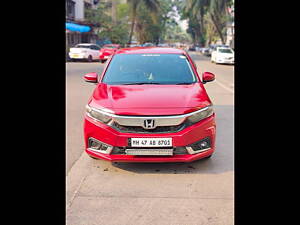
186,105,214,124
86,105,112,124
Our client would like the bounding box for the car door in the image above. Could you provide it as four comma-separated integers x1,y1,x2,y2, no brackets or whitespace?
87,45,95,59
89,45,96,59
93,45,101,59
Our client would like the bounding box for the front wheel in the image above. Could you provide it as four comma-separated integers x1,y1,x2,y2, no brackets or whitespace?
101,59,106,63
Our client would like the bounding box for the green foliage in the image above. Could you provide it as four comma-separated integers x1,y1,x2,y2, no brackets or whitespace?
127,0,160,44
179,0,233,45
85,1,129,45
84,0,193,45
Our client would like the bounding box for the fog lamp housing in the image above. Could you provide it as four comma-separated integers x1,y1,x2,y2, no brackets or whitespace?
88,137,113,154
186,137,211,154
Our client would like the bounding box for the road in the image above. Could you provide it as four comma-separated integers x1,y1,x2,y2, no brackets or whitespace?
66,52,234,225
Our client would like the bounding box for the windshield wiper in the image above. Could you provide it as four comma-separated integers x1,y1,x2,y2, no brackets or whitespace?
122,82,162,85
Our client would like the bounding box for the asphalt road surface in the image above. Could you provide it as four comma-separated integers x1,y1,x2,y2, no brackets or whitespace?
66,52,234,225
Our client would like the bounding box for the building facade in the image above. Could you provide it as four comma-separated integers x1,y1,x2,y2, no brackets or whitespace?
66,0,100,57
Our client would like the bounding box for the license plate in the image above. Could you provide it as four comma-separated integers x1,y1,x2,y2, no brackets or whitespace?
104,56,109,59
129,138,172,147
72,54,79,58
125,148,173,155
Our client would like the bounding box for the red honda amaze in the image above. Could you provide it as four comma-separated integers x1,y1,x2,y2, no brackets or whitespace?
99,44,120,63
83,47,216,162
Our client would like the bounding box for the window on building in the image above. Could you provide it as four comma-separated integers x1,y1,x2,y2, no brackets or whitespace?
66,0,75,20
84,2,92,18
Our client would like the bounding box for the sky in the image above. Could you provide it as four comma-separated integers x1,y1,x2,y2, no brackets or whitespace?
171,4,188,31
178,19,188,30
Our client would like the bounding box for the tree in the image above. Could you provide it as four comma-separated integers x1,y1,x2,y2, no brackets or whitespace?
182,0,210,46
127,0,160,45
85,1,130,45
209,0,231,44
135,0,181,44
180,0,233,45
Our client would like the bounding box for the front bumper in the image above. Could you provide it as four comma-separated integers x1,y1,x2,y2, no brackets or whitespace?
69,53,87,59
84,114,216,162
216,58,234,64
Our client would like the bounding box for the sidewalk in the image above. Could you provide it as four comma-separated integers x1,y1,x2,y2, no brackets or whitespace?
67,152,234,225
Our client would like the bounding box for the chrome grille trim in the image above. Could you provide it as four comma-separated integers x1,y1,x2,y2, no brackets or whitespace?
91,106,210,127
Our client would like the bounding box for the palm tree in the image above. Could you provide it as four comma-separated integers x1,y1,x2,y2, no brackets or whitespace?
127,0,160,45
209,0,231,44
182,0,210,46
183,0,232,45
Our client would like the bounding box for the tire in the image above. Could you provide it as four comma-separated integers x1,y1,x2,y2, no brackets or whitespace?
101,59,106,63
87,55,93,62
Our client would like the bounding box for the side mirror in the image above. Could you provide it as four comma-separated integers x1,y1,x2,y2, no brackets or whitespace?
202,72,215,84
84,72,98,83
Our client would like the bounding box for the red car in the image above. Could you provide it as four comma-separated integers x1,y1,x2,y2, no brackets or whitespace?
99,44,120,63
83,47,216,162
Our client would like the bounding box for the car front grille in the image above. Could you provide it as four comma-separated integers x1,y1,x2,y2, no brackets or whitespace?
111,122,185,133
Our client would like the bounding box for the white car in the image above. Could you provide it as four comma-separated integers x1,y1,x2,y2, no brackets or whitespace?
69,43,101,62
211,47,234,64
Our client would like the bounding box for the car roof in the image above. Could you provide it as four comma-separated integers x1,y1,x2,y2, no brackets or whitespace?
115,47,187,55
76,43,94,45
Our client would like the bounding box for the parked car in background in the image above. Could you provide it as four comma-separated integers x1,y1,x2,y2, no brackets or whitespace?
142,42,155,47
129,44,139,48
188,45,196,51
209,44,229,55
201,48,211,56
99,44,120,63
83,47,216,162
211,47,234,64
69,43,101,62
157,43,169,47
208,46,215,56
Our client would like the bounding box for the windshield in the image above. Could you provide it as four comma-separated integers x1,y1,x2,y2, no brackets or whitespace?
75,45,91,48
218,48,233,53
102,54,198,85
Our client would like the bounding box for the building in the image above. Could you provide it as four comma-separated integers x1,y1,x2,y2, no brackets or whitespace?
66,0,100,55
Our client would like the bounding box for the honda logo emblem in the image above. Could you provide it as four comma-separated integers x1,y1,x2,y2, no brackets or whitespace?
143,119,155,129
